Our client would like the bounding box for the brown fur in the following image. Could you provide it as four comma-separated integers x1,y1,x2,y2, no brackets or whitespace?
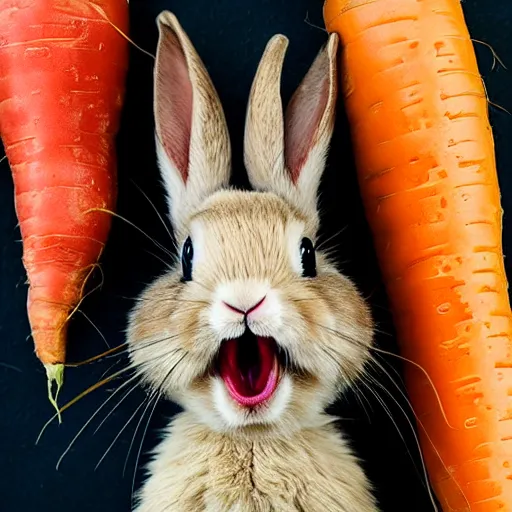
135,413,374,512
128,11,379,512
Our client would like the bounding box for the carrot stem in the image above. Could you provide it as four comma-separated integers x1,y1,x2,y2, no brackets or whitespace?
45,363,64,423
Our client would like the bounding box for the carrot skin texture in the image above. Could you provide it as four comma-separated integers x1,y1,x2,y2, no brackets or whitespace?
324,0,512,510
0,2,128,369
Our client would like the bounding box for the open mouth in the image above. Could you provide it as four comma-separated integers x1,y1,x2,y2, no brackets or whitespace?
218,331,279,408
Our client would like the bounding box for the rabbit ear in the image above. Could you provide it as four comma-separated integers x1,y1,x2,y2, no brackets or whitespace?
244,33,338,232
244,35,290,196
154,11,231,236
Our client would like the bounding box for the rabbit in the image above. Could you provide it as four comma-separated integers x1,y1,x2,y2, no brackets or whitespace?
127,10,379,512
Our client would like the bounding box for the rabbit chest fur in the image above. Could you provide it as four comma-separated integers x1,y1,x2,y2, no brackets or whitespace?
135,413,375,512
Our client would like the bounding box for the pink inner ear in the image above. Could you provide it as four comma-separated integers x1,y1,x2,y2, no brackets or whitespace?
284,57,330,184
155,28,193,182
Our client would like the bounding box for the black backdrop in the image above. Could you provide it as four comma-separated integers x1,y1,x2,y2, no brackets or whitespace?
0,1,511,511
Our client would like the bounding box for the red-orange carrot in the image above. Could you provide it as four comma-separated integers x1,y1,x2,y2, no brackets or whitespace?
0,0,129,413
324,0,512,509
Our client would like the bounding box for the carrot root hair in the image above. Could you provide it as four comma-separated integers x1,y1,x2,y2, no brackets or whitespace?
86,1,155,59
471,38,507,71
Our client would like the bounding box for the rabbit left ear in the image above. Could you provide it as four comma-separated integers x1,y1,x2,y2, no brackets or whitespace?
154,11,231,238
244,33,338,232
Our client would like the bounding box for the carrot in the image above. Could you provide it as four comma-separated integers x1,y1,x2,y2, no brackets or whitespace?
324,0,512,509
0,0,129,414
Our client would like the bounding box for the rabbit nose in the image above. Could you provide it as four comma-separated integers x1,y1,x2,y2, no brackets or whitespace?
223,296,266,317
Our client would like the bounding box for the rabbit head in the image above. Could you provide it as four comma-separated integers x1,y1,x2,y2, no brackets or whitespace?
127,11,373,435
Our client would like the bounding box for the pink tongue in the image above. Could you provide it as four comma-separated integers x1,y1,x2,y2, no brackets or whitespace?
219,337,278,407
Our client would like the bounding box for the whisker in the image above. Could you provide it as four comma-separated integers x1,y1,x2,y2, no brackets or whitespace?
363,372,439,511
360,373,440,509
135,348,186,374
315,225,348,252
372,325,394,338
289,297,317,304
349,380,373,422
369,353,404,386
65,330,190,369
54,372,140,470
93,380,141,435
98,358,125,381
80,330,194,367
412,415,469,508
123,389,158,478
0,361,22,372
365,354,457,510
94,391,150,471
361,373,409,450
127,329,198,356
130,179,177,251
66,267,105,321
308,320,460,507
317,344,340,369
311,321,454,430
321,339,436,506
144,248,175,270
131,392,160,507
369,349,454,430
361,375,400,432
131,305,206,326
157,352,189,393
66,343,127,367
65,322,198,370
85,207,174,260
318,344,353,380
78,309,110,348
133,295,204,305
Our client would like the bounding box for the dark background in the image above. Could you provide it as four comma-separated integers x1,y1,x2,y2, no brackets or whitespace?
0,1,510,511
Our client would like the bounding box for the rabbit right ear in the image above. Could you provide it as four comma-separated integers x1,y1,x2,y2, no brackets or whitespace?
244,34,338,234
154,11,231,238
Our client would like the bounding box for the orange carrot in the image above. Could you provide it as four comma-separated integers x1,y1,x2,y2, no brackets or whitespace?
0,0,129,413
324,0,512,509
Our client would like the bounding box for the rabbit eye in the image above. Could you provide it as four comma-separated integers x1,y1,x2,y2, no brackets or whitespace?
181,236,194,282
300,237,316,278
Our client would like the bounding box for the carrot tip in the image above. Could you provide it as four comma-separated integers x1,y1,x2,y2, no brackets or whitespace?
45,364,64,424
